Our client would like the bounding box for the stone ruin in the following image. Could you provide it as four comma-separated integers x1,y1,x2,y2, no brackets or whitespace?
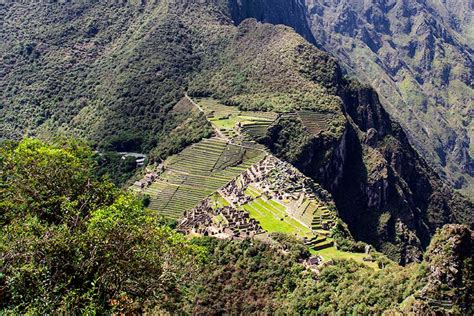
221,155,334,212
220,179,251,206
133,171,158,189
133,164,165,190
177,199,263,239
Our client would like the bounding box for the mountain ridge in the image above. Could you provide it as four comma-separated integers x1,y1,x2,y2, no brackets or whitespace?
0,0,472,263
228,0,474,195
304,0,474,194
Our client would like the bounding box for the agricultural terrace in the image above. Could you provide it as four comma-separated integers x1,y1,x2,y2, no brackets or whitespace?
219,155,339,250
311,247,379,269
142,137,265,219
195,98,278,140
297,110,334,136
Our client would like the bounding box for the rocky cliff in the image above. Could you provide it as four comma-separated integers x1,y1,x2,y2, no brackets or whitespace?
304,0,474,194
406,224,473,314
266,75,473,264
226,0,473,263
229,0,316,44
229,0,474,194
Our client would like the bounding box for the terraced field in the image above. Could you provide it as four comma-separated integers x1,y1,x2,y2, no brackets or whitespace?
196,98,278,141
304,205,338,250
244,185,261,199
143,137,265,219
243,197,313,238
297,111,334,135
241,119,274,139
142,96,340,252
294,199,319,226
196,97,239,118
312,247,379,269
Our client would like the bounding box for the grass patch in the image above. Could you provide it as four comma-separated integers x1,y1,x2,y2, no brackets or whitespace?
243,198,313,238
197,97,278,140
244,185,261,199
311,247,379,269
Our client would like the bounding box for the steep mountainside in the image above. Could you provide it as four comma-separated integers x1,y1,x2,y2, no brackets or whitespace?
228,0,316,44
230,0,474,194
412,224,473,314
2,138,472,313
0,0,472,263
0,1,213,157
303,0,474,194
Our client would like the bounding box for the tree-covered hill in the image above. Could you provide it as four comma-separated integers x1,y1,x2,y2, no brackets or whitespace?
0,0,472,263
1,139,472,314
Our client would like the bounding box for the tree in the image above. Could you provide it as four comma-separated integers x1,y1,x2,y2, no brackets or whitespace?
0,139,205,314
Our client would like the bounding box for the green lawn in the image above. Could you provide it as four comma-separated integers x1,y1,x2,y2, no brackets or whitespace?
244,185,261,199
311,247,379,269
243,198,313,238
197,97,277,141
211,115,272,132
213,213,228,226
267,199,286,212
210,116,240,130
196,98,240,117
210,192,230,209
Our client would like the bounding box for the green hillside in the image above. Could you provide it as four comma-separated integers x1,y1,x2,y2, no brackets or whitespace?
1,0,472,266
1,138,472,314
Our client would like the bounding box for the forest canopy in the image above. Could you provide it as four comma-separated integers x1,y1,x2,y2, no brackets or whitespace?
1,139,471,314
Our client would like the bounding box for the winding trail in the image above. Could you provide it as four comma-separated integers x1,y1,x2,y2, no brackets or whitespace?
185,94,230,141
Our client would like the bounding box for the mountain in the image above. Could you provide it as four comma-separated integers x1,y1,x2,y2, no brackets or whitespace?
1,138,472,314
411,224,473,314
228,0,316,44
303,0,474,194
0,0,472,264
230,0,474,194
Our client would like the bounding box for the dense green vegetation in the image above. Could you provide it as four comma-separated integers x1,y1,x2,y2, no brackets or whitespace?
0,139,471,314
95,152,140,186
0,1,211,155
0,139,204,313
1,0,471,268
0,1,345,147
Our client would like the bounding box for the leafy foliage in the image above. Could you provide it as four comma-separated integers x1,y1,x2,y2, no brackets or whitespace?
0,139,471,314
1,2,345,149
0,138,116,225
94,152,139,186
0,139,204,314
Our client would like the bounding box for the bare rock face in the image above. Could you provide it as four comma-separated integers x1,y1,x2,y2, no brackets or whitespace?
424,225,472,287
405,224,473,314
304,0,474,194
228,0,316,44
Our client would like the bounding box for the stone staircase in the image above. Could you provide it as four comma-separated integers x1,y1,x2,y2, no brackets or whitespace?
306,206,336,251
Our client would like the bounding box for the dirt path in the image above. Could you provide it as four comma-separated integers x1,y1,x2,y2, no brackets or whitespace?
185,94,230,141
